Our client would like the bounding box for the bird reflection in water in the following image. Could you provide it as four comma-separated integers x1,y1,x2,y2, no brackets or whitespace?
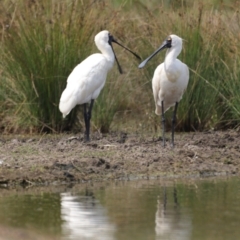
155,187,192,240
61,190,116,240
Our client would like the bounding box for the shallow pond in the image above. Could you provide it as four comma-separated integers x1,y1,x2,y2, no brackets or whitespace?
0,177,240,240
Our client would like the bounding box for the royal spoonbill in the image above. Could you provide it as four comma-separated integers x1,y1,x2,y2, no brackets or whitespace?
59,30,140,141
139,34,189,147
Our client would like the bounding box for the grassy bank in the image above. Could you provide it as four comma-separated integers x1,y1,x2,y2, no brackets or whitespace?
0,0,240,134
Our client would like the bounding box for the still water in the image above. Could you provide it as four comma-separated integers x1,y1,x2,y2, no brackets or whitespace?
0,177,240,240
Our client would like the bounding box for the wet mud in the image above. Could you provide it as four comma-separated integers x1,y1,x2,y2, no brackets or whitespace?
0,130,239,186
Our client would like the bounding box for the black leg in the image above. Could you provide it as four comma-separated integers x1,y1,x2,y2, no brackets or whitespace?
83,103,88,134
85,99,95,142
161,101,166,147
171,102,178,148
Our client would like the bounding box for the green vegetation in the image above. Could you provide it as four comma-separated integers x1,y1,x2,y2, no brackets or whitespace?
0,0,240,134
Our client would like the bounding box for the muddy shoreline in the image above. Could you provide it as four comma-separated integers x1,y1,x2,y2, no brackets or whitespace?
0,130,239,187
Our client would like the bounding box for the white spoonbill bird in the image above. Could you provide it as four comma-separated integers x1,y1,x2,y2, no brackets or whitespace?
59,30,141,141
139,34,189,147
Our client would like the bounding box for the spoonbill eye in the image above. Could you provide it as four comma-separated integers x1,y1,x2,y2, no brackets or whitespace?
166,37,172,48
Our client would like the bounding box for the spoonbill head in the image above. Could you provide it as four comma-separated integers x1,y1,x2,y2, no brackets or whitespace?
59,30,140,141
138,34,189,147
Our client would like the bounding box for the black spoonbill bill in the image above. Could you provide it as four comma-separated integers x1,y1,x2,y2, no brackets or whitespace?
59,30,141,141
139,34,189,147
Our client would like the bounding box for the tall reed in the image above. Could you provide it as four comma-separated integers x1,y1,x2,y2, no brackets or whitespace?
1,0,240,134
1,0,106,132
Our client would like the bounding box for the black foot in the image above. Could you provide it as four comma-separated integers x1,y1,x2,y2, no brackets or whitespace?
83,132,90,142
84,137,90,143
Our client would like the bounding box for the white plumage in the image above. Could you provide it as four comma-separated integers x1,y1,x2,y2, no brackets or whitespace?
59,30,140,141
139,34,189,147
59,31,115,118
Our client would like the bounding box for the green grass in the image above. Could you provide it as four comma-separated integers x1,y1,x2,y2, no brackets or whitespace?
1,0,240,134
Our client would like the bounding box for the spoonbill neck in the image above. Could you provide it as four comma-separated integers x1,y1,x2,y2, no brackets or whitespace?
164,47,182,78
165,46,181,63
100,47,115,63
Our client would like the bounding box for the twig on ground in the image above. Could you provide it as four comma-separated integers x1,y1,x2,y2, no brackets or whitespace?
71,160,83,174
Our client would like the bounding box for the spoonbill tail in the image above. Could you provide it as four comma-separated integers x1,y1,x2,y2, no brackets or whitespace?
139,34,189,147
59,30,141,141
